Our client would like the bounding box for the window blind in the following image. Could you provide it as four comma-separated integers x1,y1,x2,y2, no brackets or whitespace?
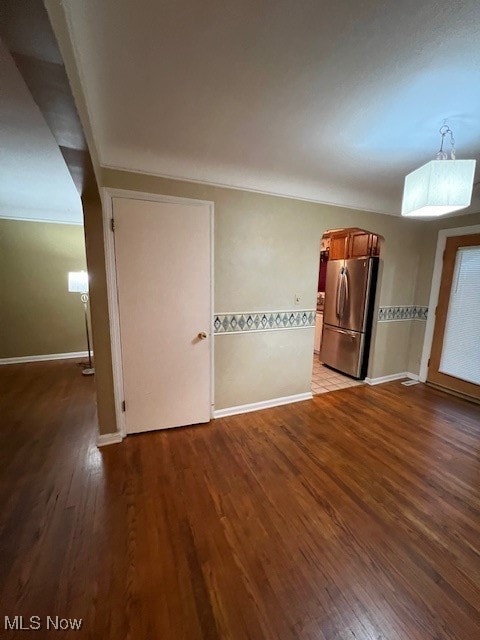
439,246,480,385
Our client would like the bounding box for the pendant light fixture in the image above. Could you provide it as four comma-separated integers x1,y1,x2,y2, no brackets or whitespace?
401,124,476,217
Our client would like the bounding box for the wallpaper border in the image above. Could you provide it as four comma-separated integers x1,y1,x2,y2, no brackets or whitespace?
214,306,428,334
214,310,316,334
378,306,428,322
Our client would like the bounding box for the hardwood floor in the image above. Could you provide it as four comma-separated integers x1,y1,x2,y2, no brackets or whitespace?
1,362,480,639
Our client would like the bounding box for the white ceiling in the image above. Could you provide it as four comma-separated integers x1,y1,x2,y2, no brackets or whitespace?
64,0,480,216
0,38,82,224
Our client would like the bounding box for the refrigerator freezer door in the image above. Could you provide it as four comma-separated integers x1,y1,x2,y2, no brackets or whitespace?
323,260,344,328
320,325,365,378
339,258,373,332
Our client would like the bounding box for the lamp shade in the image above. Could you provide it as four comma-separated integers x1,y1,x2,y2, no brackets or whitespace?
401,159,476,217
68,270,89,293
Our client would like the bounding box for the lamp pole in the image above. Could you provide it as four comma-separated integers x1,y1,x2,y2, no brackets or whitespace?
81,293,94,375
68,271,94,376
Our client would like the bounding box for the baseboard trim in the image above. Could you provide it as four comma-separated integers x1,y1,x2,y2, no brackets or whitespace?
365,372,419,386
97,431,124,447
426,381,480,405
213,392,313,419
0,351,90,365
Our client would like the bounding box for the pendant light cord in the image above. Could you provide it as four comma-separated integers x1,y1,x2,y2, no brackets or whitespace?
437,124,456,160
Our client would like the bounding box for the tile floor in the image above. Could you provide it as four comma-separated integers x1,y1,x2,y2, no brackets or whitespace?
311,355,363,395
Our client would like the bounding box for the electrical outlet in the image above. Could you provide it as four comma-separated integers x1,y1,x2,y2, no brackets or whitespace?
294,293,301,305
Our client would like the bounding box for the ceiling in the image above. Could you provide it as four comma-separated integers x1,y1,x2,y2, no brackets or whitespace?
0,37,82,224
63,0,480,216
1,0,94,197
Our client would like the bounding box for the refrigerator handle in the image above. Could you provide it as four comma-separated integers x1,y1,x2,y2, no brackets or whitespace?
335,267,344,318
335,328,357,337
337,269,347,318
335,269,343,317
342,268,349,319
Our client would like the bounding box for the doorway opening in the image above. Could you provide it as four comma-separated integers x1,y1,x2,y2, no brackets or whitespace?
312,227,383,395
0,6,92,368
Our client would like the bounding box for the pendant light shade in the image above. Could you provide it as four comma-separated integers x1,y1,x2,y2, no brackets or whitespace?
402,160,476,217
402,159,476,217
401,123,476,218
68,270,89,293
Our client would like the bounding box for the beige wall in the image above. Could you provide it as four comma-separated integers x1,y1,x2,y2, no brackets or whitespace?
74,166,480,431
78,168,480,431
102,169,426,305
369,321,413,379
0,219,87,358
215,329,314,409
101,169,429,411
407,320,426,375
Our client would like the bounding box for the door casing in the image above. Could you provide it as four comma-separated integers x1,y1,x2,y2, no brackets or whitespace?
420,223,480,383
427,233,480,398
101,187,215,439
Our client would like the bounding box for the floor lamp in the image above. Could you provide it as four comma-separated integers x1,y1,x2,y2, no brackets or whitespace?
68,271,95,376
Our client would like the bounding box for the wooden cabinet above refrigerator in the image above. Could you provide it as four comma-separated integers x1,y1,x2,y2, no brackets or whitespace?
323,228,380,261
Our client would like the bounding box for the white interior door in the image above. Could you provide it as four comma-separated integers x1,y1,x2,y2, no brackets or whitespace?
113,196,212,433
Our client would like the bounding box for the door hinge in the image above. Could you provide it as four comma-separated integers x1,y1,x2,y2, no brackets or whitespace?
121,400,126,412
428,358,431,367
111,218,115,232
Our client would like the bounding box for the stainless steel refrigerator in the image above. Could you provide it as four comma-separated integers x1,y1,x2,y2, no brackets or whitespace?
320,257,379,379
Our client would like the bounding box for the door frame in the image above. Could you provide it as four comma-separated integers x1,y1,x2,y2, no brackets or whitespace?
101,187,215,438
419,223,480,383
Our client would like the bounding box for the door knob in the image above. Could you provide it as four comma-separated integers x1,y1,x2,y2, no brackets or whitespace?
198,332,208,340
